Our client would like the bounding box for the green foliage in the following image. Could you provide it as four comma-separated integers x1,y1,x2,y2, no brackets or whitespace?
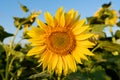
116,21,120,27
90,24,107,38
99,41,120,53
0,25,13,42
0,44,4,53
28,71,51,79
87,17,104,24
13,16,34,30
115,30,120,38
22,31,31,39
13,17,26,29
65,61,112,80
102,2,111,8
13,4,40,30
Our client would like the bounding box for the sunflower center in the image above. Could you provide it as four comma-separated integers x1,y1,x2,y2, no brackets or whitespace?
47,31,75,54
50,32,69,48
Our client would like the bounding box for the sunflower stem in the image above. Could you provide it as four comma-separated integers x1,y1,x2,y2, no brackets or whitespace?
8,57,16,74
57,76,61,80
109,26,116,43
5,18,30,80
4,55,9,80
91,44,100,52
10,18,30,48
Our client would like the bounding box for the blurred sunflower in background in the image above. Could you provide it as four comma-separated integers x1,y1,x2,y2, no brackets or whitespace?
26,7,95,76
23,11,41,32
94,6,118,26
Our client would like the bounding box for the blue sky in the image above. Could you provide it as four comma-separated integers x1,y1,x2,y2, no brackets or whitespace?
0,0,120,43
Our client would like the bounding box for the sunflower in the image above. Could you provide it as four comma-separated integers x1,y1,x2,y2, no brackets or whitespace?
105,10,118,26
27,7,95,76
94,7,118,26
23,11,41,32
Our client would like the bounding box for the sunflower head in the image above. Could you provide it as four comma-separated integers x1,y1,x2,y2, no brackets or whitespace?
94,7,118,26
27,7,95,76
29,10,41,22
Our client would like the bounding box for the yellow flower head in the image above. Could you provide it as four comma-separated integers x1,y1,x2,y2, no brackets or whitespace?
30,10,41,22
27,7,95,76
94,7,118,26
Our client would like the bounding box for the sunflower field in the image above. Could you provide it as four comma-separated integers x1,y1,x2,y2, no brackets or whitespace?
0,2,120,80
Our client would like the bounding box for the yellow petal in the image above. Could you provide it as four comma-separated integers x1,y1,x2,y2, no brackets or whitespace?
69,16,80,29
26,46,46,56
66,10,79,28
56,55,63,75
28,38,45,46
42,51,50,70
73,25,89,35
44,12,55,27
55,7,66,28
72,47,88,60
65,9,74,27
76,40,95,48
39,50,48,61
62,56,68,75
77,46,94,56
65,54,76,72
55,7,63,22
28,34,45,40
50,53,58,71
60,12,65,27
76,34,94,40
71,51,82,64
43,51,53,71
27,26,45,37
36,19,48,31
72,19,85,30
68,11,79,28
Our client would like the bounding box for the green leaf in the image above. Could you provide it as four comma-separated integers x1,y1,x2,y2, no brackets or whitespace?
11,50,25,62
116,21,120,27
0,25,4,30
4,44,25,61
0,44,4,53
13,17,26,29
20,4,29,13
65,71,83,80
87,17,104,24
66,65,111,80
93,51,107,63
90,24,107,38
102,2,111,8
90,66,111,80
114,58,120,78
13,16,36,30
115,30,120,38
91,24,107,33
99,41,120,53
28,71,50,79
22,31,31,39
14,44,22,51
0,25,13,42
